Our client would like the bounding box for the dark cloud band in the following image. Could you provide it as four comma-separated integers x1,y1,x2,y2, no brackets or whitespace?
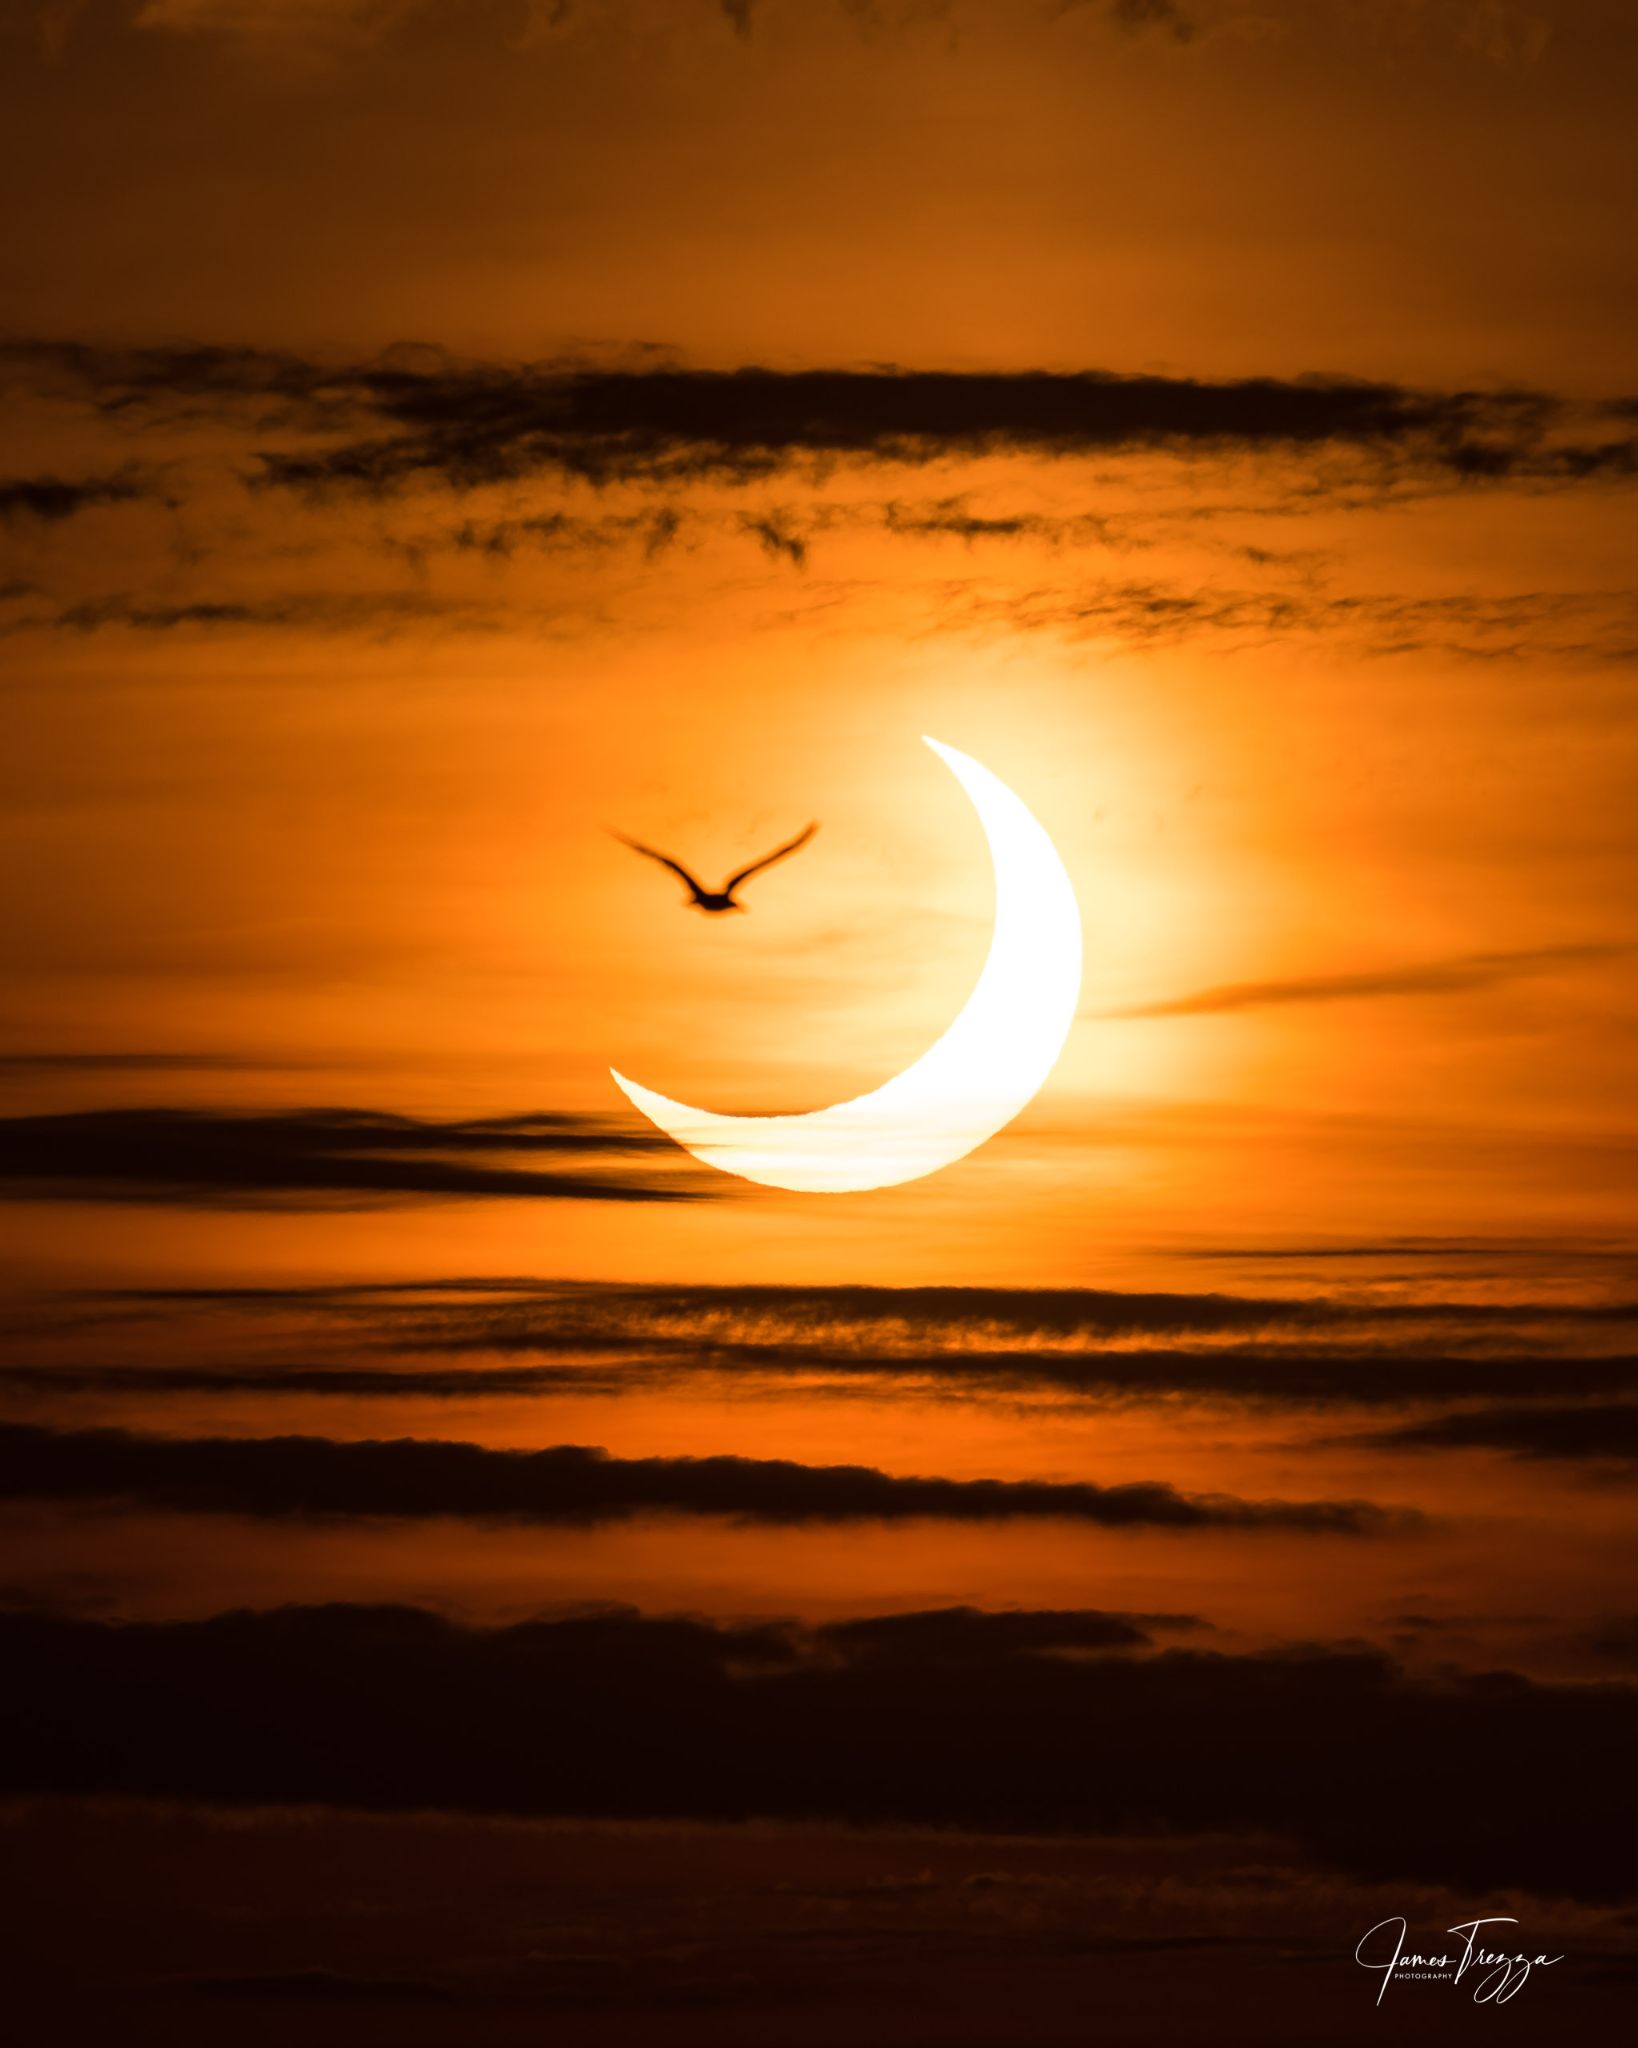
6,339,1627,497
15,1346,1636,1413
2,1600,1631,1900
1362,1400,1638,1462
0,1107,700,1206
245,366,1607,495
0,1423,1412,1533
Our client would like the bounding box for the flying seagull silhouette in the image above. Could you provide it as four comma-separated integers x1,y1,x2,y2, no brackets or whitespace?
612,821,818,913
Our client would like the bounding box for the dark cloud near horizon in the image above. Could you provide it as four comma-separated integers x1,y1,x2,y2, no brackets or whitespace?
190,1966,453,2006
5,339,1626,497
1100,941,1633,1019
0,1106,700,1206
2,1599,1632,1901
1583,1615,1638,1666
0,1422,1410,1532
816,1604,1208,1662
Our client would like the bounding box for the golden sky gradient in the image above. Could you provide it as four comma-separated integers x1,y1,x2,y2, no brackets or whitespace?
1,12,1636,2033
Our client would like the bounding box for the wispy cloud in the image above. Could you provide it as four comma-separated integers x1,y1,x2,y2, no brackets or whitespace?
739,510,809,568
1099,942,1633,1019
882,497,1126,548
949,580,1638,660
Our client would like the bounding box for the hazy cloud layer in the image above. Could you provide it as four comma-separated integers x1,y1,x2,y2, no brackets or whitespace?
8,569,1633,661
3,1600,1633,1899
0,1423,1411,1532
22,0,1566,75
118,0,1191,58
1583,1615,1638,1665
0,1107,700,1206
1102,0,1195,41
0,1051,297,1073
59,1275,1638,1411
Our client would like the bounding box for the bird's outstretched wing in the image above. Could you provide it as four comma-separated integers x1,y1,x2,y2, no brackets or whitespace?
723,822,819,897
610,831,709,900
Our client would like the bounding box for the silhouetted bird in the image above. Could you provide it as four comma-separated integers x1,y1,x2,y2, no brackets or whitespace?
612,821,818,913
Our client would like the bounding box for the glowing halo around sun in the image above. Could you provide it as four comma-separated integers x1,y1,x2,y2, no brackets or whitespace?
610,737,1083,1193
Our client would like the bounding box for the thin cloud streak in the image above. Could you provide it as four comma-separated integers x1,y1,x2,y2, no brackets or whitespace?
1362,1400,1638,1462
952,580,1638,661
0,1051,306,1073
1099,942,1634,1019
0,590,507,639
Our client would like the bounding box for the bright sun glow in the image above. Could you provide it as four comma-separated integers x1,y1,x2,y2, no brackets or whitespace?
609,737,1084,1192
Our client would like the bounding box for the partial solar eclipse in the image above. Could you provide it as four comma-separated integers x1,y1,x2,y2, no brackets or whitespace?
610,738,1082,1193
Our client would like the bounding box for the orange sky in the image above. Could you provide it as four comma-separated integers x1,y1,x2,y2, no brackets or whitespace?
1,0,1635,1629
2,15,1635,1594
2,18,1637,2031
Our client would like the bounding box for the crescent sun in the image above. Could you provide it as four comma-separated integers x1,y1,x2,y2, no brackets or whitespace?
610,737,1083,1193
